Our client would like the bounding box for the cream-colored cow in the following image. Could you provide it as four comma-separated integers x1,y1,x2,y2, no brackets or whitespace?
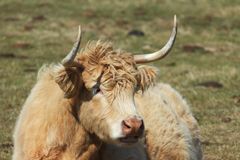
13,16,202,160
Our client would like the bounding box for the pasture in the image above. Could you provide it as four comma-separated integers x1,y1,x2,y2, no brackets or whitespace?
0,0,239,159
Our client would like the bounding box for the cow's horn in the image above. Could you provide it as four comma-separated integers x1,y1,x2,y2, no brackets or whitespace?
62,26,82,67
134,15,177,63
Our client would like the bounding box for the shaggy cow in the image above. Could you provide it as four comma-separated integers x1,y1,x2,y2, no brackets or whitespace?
13,15,202,160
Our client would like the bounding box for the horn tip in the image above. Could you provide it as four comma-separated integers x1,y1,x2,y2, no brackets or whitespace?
173,15,177,27
78,25,81,32
77,25,82,40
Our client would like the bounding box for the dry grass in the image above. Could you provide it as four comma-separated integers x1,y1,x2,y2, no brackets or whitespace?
0,0,239,159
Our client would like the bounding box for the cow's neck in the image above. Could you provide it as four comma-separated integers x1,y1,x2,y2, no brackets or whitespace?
66,96,102,160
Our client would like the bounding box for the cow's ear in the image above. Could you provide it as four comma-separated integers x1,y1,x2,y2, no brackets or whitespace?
137,65,158,91
54,66,81,98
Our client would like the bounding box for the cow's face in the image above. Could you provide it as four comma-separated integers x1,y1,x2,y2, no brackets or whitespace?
55,42,157,145
78,43,158,145
55,16,176,145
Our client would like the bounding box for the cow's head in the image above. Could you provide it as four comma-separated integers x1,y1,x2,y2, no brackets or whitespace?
55,16,177,145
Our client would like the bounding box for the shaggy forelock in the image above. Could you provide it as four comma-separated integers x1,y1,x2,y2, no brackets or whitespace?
78,41,139,101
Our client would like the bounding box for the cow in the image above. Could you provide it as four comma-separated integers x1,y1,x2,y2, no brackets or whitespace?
12,15,202,160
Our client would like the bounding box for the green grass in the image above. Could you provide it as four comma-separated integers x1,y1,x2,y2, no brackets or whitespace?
0,0,239,159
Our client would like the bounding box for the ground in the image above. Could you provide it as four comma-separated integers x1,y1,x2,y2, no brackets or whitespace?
0,0,239,159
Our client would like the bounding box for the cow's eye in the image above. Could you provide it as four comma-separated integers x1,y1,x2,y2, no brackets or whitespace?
92,84,101,95
135,85,140,91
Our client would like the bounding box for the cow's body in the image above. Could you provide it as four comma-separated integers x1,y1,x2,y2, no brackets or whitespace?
13,68,201,160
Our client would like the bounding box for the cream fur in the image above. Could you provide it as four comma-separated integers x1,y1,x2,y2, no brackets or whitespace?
13,65,101,160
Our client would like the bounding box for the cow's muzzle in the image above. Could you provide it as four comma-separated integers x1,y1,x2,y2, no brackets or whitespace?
119,116,144,144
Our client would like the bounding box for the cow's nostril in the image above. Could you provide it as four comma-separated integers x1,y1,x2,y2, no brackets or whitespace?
122,120,131,129
138,120,144,135
140,120,144,130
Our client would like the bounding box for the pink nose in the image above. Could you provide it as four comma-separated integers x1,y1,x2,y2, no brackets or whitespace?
122,117,144,138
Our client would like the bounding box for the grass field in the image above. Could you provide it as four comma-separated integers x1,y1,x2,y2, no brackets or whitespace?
0,0,239,159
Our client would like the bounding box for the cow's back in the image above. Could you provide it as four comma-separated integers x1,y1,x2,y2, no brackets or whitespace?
136,83,202,160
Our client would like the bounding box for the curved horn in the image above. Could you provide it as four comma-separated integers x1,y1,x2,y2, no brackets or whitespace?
62,26,82,67
134,15,177,63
